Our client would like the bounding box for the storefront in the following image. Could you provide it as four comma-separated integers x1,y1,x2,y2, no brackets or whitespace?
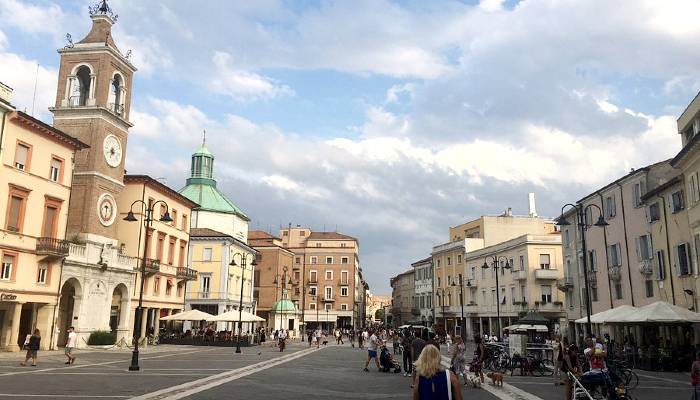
0,291,58,351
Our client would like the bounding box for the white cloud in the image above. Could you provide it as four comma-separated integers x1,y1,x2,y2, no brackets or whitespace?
210,51,293,101
385,83,415,104
0,52,56,118
479,0,505,12
597,99,620,114
0,30,7,50
0,0,66,39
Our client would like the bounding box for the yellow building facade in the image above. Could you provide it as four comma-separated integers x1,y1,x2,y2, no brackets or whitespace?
0,91,87,351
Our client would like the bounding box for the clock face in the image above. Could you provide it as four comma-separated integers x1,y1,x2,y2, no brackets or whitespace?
97,193,117,227
103,135,122,168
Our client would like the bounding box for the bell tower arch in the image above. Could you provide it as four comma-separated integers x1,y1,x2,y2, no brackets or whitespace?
50,1,137,243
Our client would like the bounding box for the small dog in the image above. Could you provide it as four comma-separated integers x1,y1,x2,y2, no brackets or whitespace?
465,374,482,388
486,371,504,387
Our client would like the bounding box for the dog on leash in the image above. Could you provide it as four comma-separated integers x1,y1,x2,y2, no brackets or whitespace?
486,371,504,387
465,374,482,388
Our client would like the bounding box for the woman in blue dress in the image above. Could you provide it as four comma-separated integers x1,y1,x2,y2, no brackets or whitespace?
413,345,463,400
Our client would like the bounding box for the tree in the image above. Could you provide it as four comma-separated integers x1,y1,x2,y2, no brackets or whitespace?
375,309,384,321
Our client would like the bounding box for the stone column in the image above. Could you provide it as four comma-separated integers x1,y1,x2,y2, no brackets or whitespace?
140,307,149,340
153,308,161,334
7,302,24,352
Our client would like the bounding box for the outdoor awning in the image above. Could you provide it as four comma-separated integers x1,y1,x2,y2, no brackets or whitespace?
505,324,548,332
515,311,549,325
161,309,213,321
616,301,700,323
208,310,265,322
574,305,638,324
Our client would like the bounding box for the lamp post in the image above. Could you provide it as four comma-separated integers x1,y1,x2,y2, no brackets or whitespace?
309,289,319,339
230,252,257,354
272,266,288,332
451,277,472,340
435,287,447,334
123,199,173,371
481,256,511,339
557,203,608,336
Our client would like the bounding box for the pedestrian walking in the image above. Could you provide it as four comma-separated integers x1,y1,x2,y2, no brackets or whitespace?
445,334,452,354
20,329,41,367
692,351,700,400
363,330,382,372
561,344,581,400
278,329,287,352
411,330,427,387
350,330,356,348
450,336,467,385
358,330,365,349
412,344,463,400
307,330,313,347
471,334,485,383
553,335,568,385
64,326,77,365
315,328,322,348
402,331,413,377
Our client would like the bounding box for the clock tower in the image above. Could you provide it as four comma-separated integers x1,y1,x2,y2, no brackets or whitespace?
50,1,136,242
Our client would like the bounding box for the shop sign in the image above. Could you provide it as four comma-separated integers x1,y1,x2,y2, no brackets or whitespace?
0,293,18,301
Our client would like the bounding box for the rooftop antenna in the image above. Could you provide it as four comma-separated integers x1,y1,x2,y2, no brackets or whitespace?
31,63,39,116
202,129,206,146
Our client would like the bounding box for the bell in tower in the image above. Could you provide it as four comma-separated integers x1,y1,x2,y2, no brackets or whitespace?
50,0,137,242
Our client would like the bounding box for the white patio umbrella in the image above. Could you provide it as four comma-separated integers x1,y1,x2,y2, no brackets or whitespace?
574,305,638,324
160,309,214,321
208,309,265,322
617,301,700,323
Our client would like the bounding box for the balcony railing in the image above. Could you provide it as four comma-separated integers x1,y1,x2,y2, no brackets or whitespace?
141,258,160,275
323,296,335,302
557,276,574,291
176,267,198,281
534,268,559,280
36,237,70,258
512,269,527,280
608,266,621,282
638,260,653,276
108,102,125,116
186,291,226,300
534,301,563,312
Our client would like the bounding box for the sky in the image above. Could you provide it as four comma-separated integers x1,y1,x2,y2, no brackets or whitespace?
1,0,698,294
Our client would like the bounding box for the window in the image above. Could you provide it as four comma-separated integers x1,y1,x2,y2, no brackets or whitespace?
1,254,13,280
457,254,462,263
300,231,305,236
606,244,621,267
165,281,172,296
604,195,616,219
655,250,666,280
341,287,349,296
340,243,346,248
647,202,660,222
519,255,525,269
171,209,177,227
316,243,321,247
470,266,476,280
202,247,212,262
437,259,441,268
309,286,317,296
326,256,333,264
168,238,176,265
341,271,348,284
37,262,48,284
541,285,552,303
295,257,301,264
177,283,183,297
447,257,451,266
510,286,515,305
676,242,692,275
584,207,593,225
614,282,623,300
341,304,348,311
539,254,551,269
178,241,186,267
633,181,646,207
636,235,653,261
325,270,333,280
692,173,699,204
325,303,332,311
201,276,211,294
671,190,685,213
282,231,288,236
310,270,317,282
309,303,316,310
591,286,599,302
49,157,63,182
14,142,30,171
564,229,570,247
520,285,526,302
6,187,28,232
341,257,349,264
325,286,332,299
154,277,161,294
311,256,317,264
645,280,654,298
42,200,61,238
156,233,166,261
182,215,188,230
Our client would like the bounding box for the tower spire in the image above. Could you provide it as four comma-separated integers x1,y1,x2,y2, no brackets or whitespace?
202,129,206,146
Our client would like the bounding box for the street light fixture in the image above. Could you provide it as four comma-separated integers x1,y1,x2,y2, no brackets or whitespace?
557,203,607,336
481,256,511,340
309,288,319,341
451,276,471,340
230,252,257,354
123,199,173,371
272,266,289,332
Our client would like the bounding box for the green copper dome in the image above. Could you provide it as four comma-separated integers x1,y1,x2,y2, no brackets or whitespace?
271,299,296,312
178,142,249,220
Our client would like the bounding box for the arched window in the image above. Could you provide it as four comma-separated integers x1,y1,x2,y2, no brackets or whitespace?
108,74,123,115
72,66,91,106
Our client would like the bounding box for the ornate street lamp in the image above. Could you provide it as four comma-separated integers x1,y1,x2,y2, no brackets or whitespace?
557,203,608,336
123,199,173,371
481,256,511,339
451,277,472,340
230,252,257,353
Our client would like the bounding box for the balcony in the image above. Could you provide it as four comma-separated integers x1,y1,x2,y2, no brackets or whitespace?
534,268,559,280
141,258,160,275
176,267,198,281
36,237,69,259
186,291,226,300
511,269,527,280
638,260,653,276
534,301,563,313
557,276,574,291
323,296,336,302
108,102,124,117
608,266,621,282
465,302,479,312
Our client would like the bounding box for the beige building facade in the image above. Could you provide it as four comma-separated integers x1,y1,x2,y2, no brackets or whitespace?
390,270,415,327
0,87,87,351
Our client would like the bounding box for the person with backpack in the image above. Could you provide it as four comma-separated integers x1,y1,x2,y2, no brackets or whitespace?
20,329,41,367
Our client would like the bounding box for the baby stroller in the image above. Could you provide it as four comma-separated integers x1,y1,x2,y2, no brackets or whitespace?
379,346,402,373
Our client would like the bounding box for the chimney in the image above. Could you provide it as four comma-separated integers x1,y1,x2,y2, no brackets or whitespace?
528,192,538,217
